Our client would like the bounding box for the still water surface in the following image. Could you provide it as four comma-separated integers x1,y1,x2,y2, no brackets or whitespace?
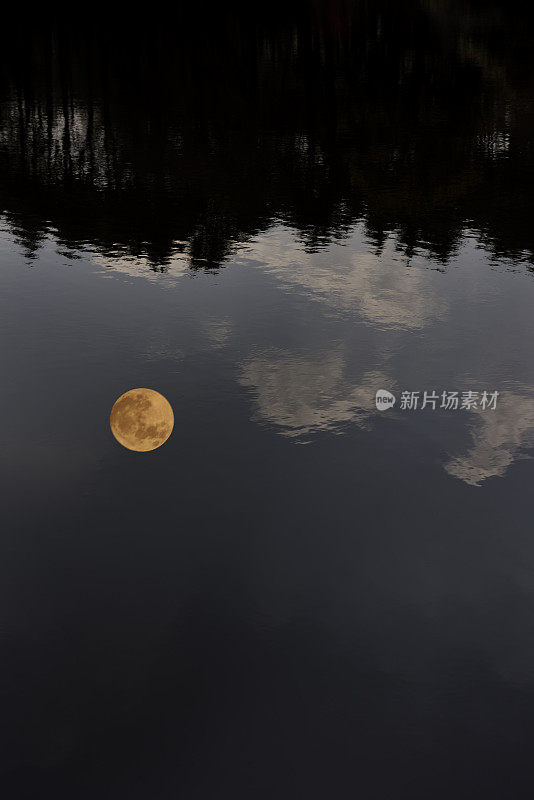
1,3,534,797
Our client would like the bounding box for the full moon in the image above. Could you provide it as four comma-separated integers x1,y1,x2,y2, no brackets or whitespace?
110,388,174,452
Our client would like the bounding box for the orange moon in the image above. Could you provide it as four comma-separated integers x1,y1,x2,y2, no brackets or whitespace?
110,388,174,452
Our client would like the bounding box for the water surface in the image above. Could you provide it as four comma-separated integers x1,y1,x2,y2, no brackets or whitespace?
1,3,534,797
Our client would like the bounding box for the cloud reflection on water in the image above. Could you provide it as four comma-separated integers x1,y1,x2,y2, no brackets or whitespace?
240,224,447,328
239,349,389,440
445,388,534,486
236,226,534,484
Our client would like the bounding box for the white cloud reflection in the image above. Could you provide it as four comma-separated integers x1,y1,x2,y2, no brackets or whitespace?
238,224,446,329
91,252,189,282
235,226,534,484
240,345,534,484
239,347,389,439
445,388,534,486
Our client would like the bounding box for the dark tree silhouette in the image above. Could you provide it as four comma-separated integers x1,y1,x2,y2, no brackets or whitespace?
0,0,533,270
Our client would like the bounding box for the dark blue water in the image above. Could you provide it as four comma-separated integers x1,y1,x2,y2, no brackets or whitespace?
1,3,534,797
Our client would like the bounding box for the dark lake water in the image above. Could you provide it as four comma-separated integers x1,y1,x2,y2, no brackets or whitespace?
2,3,534,797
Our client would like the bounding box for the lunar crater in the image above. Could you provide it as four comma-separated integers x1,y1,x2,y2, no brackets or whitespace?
110,388,174,452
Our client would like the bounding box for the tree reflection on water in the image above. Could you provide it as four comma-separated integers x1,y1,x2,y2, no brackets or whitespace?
1,0,533,271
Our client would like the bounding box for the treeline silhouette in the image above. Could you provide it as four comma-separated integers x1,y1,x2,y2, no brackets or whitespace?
1,0,533,270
